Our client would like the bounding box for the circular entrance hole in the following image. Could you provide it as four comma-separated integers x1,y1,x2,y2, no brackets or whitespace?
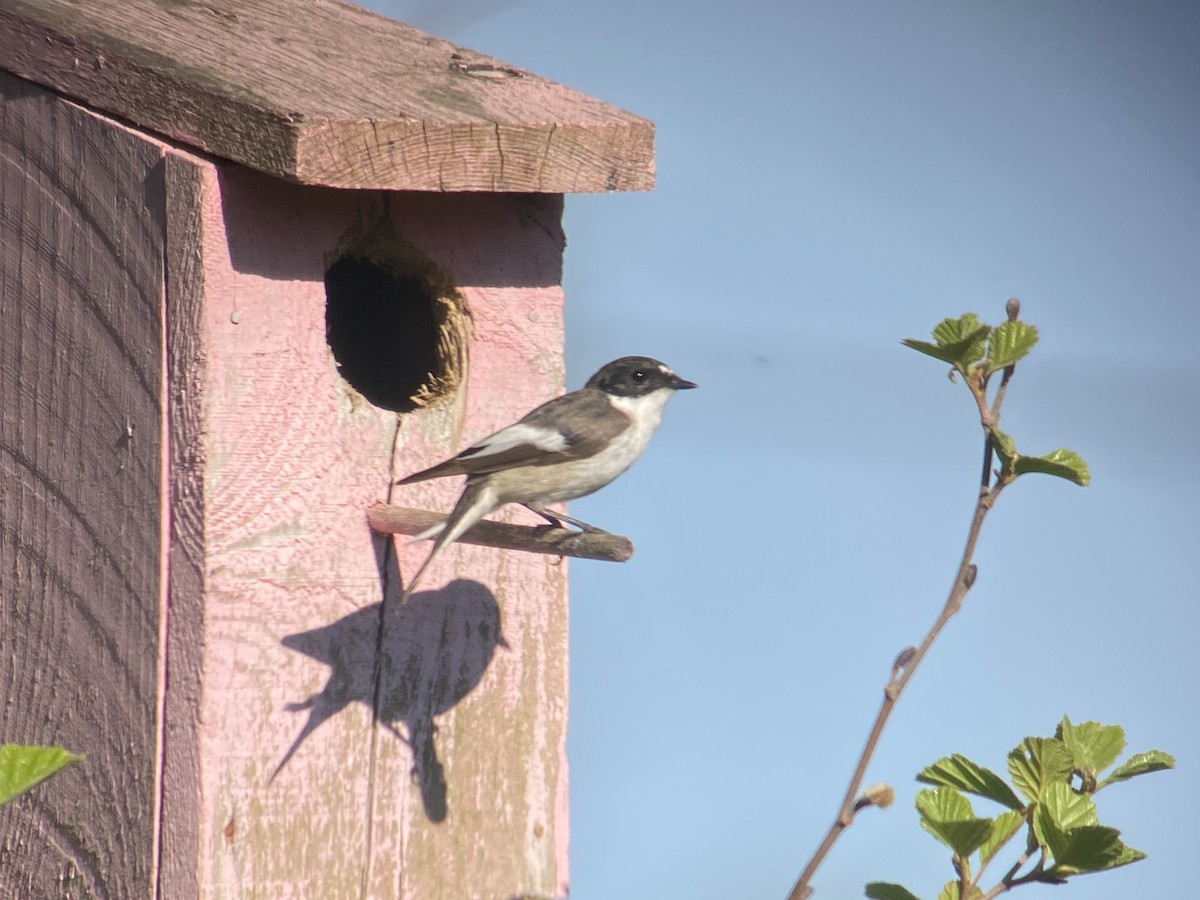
325,219,470,412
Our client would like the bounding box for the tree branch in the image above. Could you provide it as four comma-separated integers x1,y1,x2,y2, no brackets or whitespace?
787,305,1024,899
982,844,1044,899
786,478,1003,899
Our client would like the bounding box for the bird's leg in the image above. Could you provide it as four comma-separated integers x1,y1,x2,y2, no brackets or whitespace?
526,505,567,528
554,512,610,534
523,503,610,534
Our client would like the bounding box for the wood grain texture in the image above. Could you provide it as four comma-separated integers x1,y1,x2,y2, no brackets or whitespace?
159,148,210,900
0,0,656,193
0,72,165,898
169,166,570,897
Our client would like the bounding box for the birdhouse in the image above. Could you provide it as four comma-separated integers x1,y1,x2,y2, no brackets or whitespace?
0,0,653,896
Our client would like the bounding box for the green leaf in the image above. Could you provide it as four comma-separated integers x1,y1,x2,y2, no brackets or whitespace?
916,787,995,857
917,754,1025,811
1032,795,1072,857
901,336,986,370
989,428,1017,468
866,883,923,900
1044,824,1144,876
902,314,990,373
1007,738,1073,803
1102,840,1147,870
1057,717,1125,788
1039,782,1098,835
985,320,1039,374
1011,449,1091,486
1099,750,1176,789
978,809,1026,865
917,785,973,827
900,338,948,363
1034,783,1145,875
0,744,84,806
932,313,987,350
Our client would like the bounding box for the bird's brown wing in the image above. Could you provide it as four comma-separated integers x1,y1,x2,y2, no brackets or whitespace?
397,389,629,483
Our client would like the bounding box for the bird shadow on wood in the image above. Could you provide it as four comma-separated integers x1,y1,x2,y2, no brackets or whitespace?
271,566,506,823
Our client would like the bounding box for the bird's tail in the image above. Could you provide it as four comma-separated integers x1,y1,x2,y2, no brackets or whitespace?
400,481,497,602
407,520,445,543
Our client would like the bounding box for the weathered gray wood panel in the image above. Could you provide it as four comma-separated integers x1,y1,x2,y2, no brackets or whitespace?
158,150,208,900
0,72,165,897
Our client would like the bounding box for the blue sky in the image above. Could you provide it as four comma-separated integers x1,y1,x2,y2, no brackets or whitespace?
375,2,1199,896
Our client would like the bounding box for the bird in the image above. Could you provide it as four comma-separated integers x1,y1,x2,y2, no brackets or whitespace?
395,356,697,599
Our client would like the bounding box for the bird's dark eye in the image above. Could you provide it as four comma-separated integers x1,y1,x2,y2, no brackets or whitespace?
632,370,646,382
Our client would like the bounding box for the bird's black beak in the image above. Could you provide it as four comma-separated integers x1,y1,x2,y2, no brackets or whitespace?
670,374,698,390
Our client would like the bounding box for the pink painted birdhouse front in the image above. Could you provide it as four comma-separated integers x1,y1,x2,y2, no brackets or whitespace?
0,1,654,897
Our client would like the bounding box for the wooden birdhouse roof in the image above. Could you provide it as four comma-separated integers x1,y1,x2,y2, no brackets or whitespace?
0,0,655,192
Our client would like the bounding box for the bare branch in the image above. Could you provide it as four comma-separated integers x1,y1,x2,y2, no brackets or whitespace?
786,478,1004,899
787,303,1022,899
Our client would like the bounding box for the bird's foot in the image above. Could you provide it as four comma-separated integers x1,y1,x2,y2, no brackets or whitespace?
575,522,611,535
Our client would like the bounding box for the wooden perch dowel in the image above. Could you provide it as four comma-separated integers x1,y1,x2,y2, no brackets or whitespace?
368,504,634,563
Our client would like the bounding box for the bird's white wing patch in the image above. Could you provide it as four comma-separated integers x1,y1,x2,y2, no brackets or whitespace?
464,422,569,458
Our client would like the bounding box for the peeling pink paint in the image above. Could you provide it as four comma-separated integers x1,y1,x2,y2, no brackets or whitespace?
164,160,571,898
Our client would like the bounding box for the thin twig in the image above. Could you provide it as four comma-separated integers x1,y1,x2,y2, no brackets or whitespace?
981,844,1044,899
967,821,1018,895
787,310,1022,899
980,440,996,495
954,854,971,899
990,298,1021,427
786,480,1005,900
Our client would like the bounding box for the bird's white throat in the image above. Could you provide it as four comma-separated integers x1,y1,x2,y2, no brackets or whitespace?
608,387,676,430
